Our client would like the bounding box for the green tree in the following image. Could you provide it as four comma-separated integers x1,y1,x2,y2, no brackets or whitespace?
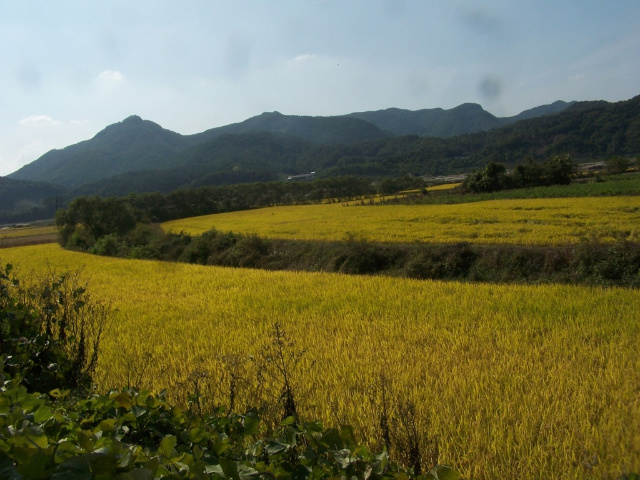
606,156,631,174
56,196,138,248
463,162,510,193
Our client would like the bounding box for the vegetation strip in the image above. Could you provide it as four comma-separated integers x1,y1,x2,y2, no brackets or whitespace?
83,226,640,288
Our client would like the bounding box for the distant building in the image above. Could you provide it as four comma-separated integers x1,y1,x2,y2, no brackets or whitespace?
286,172,316,181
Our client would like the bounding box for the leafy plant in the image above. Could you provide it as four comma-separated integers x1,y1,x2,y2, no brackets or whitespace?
1,263,107,393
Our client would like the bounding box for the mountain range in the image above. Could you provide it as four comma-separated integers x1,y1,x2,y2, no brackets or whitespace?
2,95,639,223
8,101,574,187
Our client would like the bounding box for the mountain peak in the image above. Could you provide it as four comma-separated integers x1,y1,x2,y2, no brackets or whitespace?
453,103,486,111
120,115,145,125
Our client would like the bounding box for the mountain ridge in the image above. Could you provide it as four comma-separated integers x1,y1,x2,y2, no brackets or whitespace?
8,100,574,186
4,95,639,224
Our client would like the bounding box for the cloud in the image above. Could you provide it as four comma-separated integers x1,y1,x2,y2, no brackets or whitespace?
292,54,317,62
97,70,125,83
18,115,61,127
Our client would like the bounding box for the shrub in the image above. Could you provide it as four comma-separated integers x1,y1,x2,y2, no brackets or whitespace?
0,263,108,393
90,233,125,256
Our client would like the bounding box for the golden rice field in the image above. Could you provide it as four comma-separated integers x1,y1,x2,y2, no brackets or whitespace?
2,243,639,480
162,195,640,245
426,182,461,191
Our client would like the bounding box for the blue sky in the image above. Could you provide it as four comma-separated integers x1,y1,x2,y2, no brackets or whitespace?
2,0,639,177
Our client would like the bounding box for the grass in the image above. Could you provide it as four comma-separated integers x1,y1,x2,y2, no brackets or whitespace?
423,173,640,204
2,243,639,480
162,195,640,245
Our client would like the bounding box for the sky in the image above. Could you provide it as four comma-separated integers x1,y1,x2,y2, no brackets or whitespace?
2,1,640,177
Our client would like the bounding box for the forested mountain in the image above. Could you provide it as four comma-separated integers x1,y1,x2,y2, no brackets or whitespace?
188,111,390,145
8,115,191,187
0,177,68,223
0,176,67,210
70,132,312,197
347,101,574,137
506,100,574,123
3,95,639,223
8,100,574,188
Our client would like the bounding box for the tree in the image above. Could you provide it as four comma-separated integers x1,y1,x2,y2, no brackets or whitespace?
56,196,138,248
606,156,631,174
462,161,510,193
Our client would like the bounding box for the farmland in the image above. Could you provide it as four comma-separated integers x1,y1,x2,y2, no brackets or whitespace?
163,195,640,245
2,243,639,479
0,224,57,248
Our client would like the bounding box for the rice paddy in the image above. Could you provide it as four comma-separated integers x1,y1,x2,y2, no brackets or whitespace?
2,243,639,480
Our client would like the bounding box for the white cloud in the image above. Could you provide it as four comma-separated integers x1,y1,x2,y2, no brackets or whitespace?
18,115,60,127
97,70,125,83
292,54,317,62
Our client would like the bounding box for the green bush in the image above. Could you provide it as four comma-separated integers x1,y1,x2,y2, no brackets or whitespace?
0,384,460,479
90,234,126,256
0,263,107,393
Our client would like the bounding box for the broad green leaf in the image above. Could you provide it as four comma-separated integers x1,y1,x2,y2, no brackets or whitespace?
205,464,224,475
319,428,343,450
265,440,287,456
427,465,460,480
34,404,54,423
54,441,80,464
131,405,146,418
281,416,296,426
158,435,177,458
219,458,240,480
243,411,260,436
77,431,95,452
189,427,206,443
96,419,116,433
238,464,260,480
112,392,132,409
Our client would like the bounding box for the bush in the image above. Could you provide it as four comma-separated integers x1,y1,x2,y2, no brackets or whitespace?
0,262,108,392
0,384,459,479
90,233,125,256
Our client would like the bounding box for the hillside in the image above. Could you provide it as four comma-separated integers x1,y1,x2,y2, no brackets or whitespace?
3,95,639,221
0,176,68,223
347,101,574,137
8,100,576,188
188,111,390,145
70,131,312,196
8,115,192,187
0,176,67,210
